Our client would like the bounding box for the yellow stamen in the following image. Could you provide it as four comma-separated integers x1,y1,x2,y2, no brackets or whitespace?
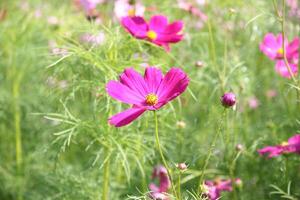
281,141,288,146
147,30,157,40
128,8,135,17
277,48,284,55
145,93,158,106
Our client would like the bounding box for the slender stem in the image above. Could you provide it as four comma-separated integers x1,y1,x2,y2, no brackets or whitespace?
102,149,110,200
198,109,226,195
153,111,177,199
177,172,182,199
13,78,22,200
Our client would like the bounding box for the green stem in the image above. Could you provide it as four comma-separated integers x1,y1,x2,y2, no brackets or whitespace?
198,109,226,195
13,78,22,200
102,150,110,200
177,172,181,199
153,111,178,199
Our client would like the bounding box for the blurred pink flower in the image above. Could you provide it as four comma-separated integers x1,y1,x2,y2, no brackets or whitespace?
121,15,184,51
202,178,241,200
106,67,189,127
114,0,145,19
266,89,277,99
79,0,103,13
258,134,300,158
177,0,207,22
80,32,105,46
49,40,69,56
149,165,170,200
248,96,260,109
275,60,298,78
47,16,59,26
260,33,299,61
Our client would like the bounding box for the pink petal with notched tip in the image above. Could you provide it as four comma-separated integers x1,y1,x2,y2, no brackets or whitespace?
164,21,183,34
156,33,183,43
149,15,168,33
120,68,149,97
108,107,146,127
258,146,283,158
144,67,163,93
260,33,280,60
275,60,298,78
156,68,189,107
121,16,148,38
106,81,144,105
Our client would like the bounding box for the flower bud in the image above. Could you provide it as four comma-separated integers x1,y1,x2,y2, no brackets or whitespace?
176,163,187,171
221,92,236,108
235,144,243,151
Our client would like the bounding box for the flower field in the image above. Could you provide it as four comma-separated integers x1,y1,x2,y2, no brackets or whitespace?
0,0,299,199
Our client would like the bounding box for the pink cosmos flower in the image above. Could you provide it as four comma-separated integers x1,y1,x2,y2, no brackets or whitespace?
149,165,170,200
258,134,300,158
79,0,103,13
248,96,260,109
275,60,298,78
114,0,145,19
202,178,241,200
106,67,189,127
121,15,184,51
260,33,299,61
80,32,105,46
177,0,207,22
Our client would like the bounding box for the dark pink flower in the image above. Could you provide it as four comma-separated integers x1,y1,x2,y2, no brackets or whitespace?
149,165,170,200
221,92,236,108
121,15,184,51
260,33,299,61
106,67,189,127
258,134,300,158
202,178,240,200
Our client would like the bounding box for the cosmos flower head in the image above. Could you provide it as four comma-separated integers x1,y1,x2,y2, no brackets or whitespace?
121,15,184,51
258,134,300,158
149,165,170,200
114,0,145,19
260,33,299,61
202,178,241,200
106,67,189,127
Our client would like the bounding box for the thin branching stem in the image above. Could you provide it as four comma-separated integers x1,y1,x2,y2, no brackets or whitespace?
198,109,226,195
153,111,178,199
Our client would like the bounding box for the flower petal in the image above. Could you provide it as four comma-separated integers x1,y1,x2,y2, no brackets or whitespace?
260,33,280,60
149,15,168,33
156,68,189,107
156,33,183,43
106,80,144,105
258,146,283,158
121,16,148,38
164,21,183,34
108,107,146,127
144,67,163,93
275,60,298,78
120,68,149,97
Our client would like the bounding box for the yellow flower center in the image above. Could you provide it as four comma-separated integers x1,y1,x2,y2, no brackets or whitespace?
277,48,284,55
147,30,157,40
281,141,289,146
128,8,135,17
145,93,158,106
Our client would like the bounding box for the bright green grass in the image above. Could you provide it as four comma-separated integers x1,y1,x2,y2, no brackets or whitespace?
0,0,299,199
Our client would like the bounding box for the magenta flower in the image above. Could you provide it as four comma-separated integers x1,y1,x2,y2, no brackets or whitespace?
260,33,299,61
106,67,189,127
258,134,300,158
221,92,236,108
275,60,298,78
121,15,184,51
202,178,240,200
79,0,103,13
149,165,170,200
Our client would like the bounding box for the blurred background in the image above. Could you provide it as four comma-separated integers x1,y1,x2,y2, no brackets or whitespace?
0,0,299,199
